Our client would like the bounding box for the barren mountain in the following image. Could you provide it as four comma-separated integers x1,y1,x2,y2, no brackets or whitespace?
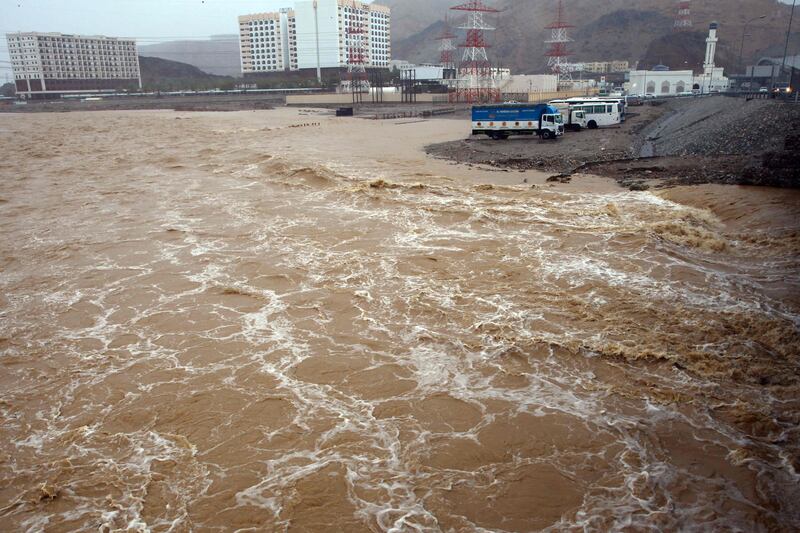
376,0,455,44
380,0,797,74
138,35,241,77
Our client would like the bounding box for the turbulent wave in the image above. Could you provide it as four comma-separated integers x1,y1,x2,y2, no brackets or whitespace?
0,109,798,531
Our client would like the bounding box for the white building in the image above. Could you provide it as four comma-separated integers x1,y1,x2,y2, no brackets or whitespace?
628,68,694,96
399,64,450,81
239,10,297,74
239,0,390,75
745,55,800,82
627,22,729,95
500,74,558,94
6,32,141,97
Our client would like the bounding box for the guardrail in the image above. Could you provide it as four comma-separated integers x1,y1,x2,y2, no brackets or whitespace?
369,107,456,120
722,90,798,102
730,91,772,100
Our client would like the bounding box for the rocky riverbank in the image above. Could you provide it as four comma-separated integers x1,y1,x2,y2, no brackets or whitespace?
426,96,800,189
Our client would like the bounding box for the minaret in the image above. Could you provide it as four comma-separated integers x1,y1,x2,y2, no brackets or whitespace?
704,22,719,75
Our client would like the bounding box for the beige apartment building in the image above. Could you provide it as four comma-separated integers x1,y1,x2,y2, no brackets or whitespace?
238,0,391,75
581,60,630,74
6,32,141,97
609,60,630,73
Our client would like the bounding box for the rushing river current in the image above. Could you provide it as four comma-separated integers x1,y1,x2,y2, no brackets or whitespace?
0,109,798,532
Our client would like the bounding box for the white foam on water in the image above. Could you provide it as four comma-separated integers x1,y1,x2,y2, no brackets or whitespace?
2,112,798,532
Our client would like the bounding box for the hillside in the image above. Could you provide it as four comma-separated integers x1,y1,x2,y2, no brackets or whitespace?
376,0,454,45
642,31,736,72
137,56,330,91
137,35,241,77
380,0,797,74
572,9,673,64
138,56,234,91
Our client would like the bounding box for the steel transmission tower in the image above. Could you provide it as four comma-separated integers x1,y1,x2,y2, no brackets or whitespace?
674,0,692,30
346,2,369,99
451,1,500,103
545,0,574,85
436,16,457,70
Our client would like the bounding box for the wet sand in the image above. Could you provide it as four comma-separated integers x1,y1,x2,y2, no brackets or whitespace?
0,108,798,531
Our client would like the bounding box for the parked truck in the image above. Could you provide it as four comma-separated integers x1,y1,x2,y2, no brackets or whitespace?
471,103,564,140
550,103,588,131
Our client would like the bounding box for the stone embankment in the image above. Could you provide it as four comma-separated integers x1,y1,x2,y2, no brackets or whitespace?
633,96,800,188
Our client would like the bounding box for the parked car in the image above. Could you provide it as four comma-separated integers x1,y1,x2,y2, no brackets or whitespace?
625,95,643,106
677,91,694,97
644,93,657,99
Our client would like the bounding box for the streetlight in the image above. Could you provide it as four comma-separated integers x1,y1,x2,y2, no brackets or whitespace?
642,62,648,97
313,0,322,85
739,14,766,89
779,0,797,90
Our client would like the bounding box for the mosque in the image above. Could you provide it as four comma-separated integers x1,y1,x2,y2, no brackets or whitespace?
628,22,730,96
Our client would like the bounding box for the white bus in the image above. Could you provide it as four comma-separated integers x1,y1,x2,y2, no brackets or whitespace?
548,98,624,129
550,97,627,113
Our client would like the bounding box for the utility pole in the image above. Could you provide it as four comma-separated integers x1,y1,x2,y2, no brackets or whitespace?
313,0,322,85
643,63,648,97
780,0,796,90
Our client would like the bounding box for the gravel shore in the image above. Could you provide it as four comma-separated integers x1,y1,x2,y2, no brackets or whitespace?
426,96,800,189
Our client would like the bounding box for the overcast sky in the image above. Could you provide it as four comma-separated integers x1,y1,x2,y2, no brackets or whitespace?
0,0,339,39
0,0,377,80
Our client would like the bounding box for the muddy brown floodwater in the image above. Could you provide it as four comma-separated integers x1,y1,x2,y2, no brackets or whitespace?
0,109,798,532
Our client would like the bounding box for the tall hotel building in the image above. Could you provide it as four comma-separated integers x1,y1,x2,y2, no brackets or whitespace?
239,9,298,73
6,32,141,98
238,0,391,75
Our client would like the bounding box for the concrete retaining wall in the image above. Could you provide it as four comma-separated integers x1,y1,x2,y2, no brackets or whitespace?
286,89,598,106
287,93,438,105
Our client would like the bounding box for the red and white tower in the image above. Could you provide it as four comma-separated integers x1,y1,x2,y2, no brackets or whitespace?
435,16,457,70
674,0,692,30
451,0,500,103
545,0,574,85
346,2,368,94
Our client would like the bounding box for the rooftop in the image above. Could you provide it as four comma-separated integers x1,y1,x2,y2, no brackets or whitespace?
6,31,134,41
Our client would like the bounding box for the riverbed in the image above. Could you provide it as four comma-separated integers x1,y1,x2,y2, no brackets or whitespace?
0,108,798,531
